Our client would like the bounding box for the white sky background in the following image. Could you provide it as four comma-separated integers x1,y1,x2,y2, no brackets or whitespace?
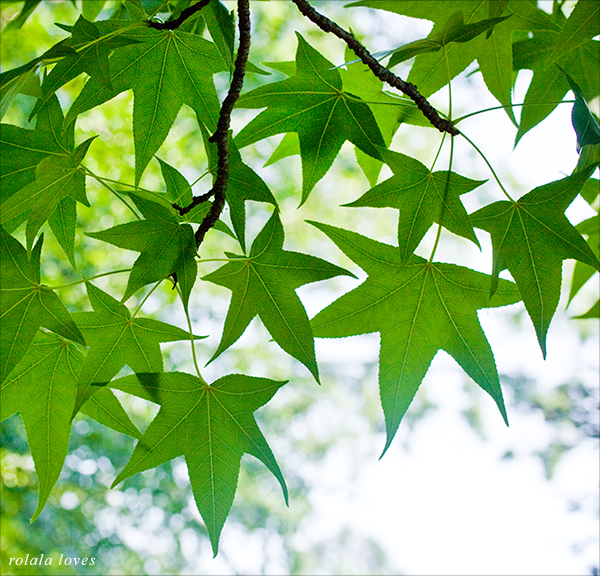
188,2,599,575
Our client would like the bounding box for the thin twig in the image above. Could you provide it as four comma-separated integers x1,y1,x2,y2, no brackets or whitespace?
147,0,211,31
291,0,458,136
176,0,251,249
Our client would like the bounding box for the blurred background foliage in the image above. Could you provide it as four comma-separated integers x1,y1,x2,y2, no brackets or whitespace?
1,1,598,575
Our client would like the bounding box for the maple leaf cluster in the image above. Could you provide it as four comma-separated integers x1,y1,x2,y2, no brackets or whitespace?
1,0,598,555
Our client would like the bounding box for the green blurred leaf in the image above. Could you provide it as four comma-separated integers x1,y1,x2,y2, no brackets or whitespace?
546,0,600,68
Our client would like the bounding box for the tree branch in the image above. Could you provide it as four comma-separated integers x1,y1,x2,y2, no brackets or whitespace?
174,0,251,250
291,0,459,136
147,0,211,31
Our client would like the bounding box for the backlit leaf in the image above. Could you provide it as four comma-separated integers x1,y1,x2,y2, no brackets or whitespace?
203,211,354,382
109,371,288,555
470,170,600,357
87,195,198,308
235,33,384,204
310,221,521,453
0,230,85,383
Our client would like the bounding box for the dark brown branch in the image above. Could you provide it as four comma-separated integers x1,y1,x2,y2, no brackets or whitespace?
147,0,211,31
291,0,459,136
177,0,250,249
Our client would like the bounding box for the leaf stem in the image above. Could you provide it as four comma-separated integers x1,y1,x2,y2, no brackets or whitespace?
81,165,142,219
51,268,132,289
131,280,162,319
453,100,576,124
177,285,207,384
459,130,515,202
429,132,456,263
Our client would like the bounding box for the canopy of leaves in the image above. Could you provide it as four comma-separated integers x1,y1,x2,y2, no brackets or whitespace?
0,0,598,559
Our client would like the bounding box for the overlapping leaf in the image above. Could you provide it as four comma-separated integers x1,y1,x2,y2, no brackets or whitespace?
345,149,484,261
109,371,288,555
1,328,141,521
309,222,521,453
0,229,85,383
200,124,277,252
87,195,198,308
350,0,558,125
1,95,73,199
65,20,227,184
235,33,384,204
71,283,203,413
29,15,141,119
203,211,354,382
470,169,600,357
339,46,431,187
513,32,599,144
1,136,94,256
545,0,600,68
1,330,83,520
568,213,599,307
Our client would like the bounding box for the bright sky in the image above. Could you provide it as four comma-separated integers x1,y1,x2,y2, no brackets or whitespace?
184,3,599,574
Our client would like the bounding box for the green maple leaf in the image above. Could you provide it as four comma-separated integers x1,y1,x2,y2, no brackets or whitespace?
568,213,599,306
545,0,600,68
0,95,85,266
0,229,85,383
86,195,198,308
350,0,557,125
29,15,141,119
200,124,277,252
470,170,600,357
345,149,484,261
2,328,141,521
235,33,384,204
1,330,83,521
1,136,95,255
109,371,288,556
513,32,598,144
1,95,73,200
339,46,430,187
71,282,203,413
65,20,227,184
309,222,521,453
203,211,354,382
